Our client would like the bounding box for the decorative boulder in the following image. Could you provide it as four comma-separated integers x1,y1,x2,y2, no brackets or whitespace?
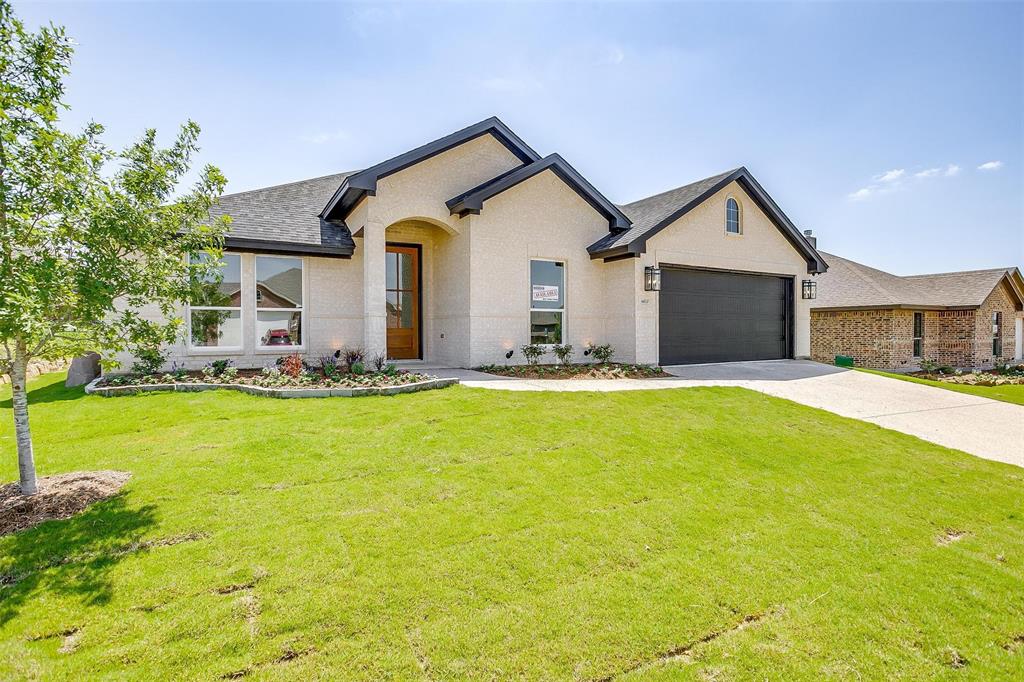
66,352,101,387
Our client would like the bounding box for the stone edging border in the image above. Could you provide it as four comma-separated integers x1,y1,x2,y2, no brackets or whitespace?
84,376,458,399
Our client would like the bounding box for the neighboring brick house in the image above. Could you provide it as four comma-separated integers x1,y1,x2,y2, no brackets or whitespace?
116,117,829,371
810,252,1024,370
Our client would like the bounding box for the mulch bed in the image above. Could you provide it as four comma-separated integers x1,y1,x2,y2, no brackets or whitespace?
478,363,671,380
0,471,130,536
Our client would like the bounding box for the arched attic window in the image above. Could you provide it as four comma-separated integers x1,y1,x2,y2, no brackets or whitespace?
725,197,741,234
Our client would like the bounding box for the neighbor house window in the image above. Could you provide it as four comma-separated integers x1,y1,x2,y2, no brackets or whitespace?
188,253,243,349
993,311,1003,357
725,197,741,234
913,312,924,357
530,259,564,345
256,255,304,348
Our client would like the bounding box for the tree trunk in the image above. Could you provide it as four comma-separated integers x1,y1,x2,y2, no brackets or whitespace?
11,348,38,495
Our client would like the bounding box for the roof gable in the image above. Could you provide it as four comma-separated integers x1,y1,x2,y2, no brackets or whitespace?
445,154,631,230
587,167,827,274
321,117,540,222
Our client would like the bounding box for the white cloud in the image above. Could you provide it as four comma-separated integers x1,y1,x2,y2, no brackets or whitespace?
299,130,351,145
874,168,905,183
977,160,1003,171
944,164,961,176
915,167,942,179
597,45,625,66
848,188,872,201
915,163,960,179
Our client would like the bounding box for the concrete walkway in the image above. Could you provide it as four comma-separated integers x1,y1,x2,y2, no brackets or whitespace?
436,361,1024,468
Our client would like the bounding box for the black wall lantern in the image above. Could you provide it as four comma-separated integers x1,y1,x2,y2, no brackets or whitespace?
644,266,662,292
801,279,817,300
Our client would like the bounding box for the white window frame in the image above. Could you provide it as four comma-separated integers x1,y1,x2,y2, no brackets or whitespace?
529,258,566,347
254,254,307,352
187,252,243,354
725,196,742,235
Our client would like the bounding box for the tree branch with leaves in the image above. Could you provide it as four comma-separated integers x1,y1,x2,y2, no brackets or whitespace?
0,1,229,494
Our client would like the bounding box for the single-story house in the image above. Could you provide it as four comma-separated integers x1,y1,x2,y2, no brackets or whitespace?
120,117,828,370
810,251,1024,370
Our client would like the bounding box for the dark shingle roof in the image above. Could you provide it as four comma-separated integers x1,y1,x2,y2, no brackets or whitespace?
813,251,1023,309
589,168,739,253
211,172,356,255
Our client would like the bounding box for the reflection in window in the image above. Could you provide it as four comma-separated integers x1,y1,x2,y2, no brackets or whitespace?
256,256,303,347
530,260,564,344
189,253,243,348
913,312,924,357
386,250,416,330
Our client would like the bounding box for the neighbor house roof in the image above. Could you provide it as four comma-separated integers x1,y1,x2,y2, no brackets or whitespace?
212,172,356,257
446,153,631,230
586,167,827,274
812,251,1024,310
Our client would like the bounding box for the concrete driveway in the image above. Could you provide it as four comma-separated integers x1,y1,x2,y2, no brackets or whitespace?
447,360,1024,467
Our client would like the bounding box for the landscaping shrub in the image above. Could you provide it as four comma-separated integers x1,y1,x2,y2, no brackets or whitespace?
318,354,341,381
520,344,546,365
131,347,167,375
350,361,366,375
552,344,574,365
202,359,233,379
279,354,304,379
371,352,387,372
341,346,366,368
587,343,615,364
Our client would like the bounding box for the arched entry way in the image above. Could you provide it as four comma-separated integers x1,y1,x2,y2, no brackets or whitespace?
382,217,456,361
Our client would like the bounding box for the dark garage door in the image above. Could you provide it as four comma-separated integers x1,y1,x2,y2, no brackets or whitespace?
659,268,792,365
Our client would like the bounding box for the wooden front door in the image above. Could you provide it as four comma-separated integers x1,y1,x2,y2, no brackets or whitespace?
385,244,420,359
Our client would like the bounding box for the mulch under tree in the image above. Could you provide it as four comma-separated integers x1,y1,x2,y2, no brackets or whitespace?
0,471,130,536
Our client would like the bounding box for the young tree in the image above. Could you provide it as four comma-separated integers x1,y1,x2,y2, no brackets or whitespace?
0,2,229,494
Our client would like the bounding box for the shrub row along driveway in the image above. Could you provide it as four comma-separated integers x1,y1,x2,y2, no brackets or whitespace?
1,372,1023,679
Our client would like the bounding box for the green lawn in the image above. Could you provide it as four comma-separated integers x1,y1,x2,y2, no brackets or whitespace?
2,373,1023,680
857,367,1024,406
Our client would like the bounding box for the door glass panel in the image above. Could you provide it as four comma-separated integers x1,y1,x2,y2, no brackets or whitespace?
399,252,413,289
386,252,398,290
386,291,400,328
400,291,414,328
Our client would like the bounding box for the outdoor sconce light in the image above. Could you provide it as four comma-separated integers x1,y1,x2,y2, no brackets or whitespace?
801,280,817,300
644,266,662,292
505,349,514,359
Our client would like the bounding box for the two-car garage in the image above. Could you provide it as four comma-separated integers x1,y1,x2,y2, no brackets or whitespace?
658,267,794,365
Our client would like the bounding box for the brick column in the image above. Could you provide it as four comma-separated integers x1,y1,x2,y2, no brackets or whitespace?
363,220,387,358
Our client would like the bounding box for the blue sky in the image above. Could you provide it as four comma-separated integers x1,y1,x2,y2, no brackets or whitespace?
15,1,1023,274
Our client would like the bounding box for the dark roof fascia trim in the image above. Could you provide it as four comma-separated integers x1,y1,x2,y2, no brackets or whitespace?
446,154,632,231
589,244,633,261
810,304,978,313
320,117,542,221
223,237,353,259
588,168,828,274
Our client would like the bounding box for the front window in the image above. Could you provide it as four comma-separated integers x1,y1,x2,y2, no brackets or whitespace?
256,256,304,348
993,312,1003,357
188,253,243,349
530,259,564,345
913,312,924,357
726,197,741,234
